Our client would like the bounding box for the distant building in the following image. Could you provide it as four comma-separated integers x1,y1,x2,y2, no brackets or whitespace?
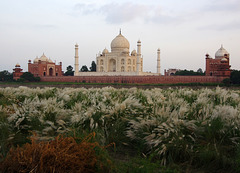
205,45,231,77
164,69,180,76
28,53,63,77
13,63,23,80
74,30,161,76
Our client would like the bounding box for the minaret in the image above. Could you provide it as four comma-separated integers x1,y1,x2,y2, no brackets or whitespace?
74,43,79,76
136,40,141,74
157,48,161,74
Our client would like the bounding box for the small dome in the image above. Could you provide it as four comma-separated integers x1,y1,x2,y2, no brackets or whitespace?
111,32,130,52
157,48,160,52
33,56,39,63
215,45,229,59
48,58,53,63
131,50,137,56
15,63,20,67
39,53,48,62
102,48,109,55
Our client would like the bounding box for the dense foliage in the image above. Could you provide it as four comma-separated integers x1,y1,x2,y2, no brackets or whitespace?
231,70,240,84
64,65,74,76
19,72,40,82
80,65,89,72
0,70,13,81
90,61,97,72
174,69,204,76
0,87,240,172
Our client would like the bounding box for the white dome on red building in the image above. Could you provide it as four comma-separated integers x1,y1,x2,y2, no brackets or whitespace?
215,45,229,59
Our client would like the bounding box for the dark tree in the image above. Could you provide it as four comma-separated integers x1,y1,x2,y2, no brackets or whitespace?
0,70,13,81
90,61,96,72
230,70,240,84
64,65,74,76
175,69,204,76
20,72,40,82
197,68,203,74
80,65,89,72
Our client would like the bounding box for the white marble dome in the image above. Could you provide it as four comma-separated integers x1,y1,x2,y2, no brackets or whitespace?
33,56,39,63
215,45,229,59
39,53,49,62
48,58,53,63
102,48,109,55
131,50,137,56
15,63,20,67
111,32,130,52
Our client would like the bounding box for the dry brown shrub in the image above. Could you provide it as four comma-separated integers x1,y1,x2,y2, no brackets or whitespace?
0,132,113,173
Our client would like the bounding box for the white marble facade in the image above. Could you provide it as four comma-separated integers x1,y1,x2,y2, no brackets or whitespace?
74,31,161,76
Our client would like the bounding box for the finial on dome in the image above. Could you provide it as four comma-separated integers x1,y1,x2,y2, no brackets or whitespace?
119,28,121,35
221,44,223,48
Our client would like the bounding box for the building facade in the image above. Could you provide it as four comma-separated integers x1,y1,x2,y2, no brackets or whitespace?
205,45,231,77
28,53,63,77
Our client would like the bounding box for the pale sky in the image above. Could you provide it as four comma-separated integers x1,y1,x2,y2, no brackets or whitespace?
0,0,240,74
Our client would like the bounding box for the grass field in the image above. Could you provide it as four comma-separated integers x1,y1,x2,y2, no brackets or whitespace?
0,86,240,172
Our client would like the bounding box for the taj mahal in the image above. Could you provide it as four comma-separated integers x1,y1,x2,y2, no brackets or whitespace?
74,30,161,76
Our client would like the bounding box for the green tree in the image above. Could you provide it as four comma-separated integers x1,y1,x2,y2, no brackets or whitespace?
222,78,231,86
80,65,89,72
230,70,240,84
175,69,204,76
0,70,13,81
197,68,203,74
90,61,96,72
20,72,40,82
64,65,74,76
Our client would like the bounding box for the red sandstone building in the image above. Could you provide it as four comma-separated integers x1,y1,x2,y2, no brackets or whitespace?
28,53,63,77
13,63,24,80
205,45,231,77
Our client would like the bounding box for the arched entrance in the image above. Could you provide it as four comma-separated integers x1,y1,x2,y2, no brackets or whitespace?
49,68,53,76
108,59,116,72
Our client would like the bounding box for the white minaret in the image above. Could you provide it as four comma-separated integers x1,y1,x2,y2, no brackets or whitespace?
74,43,79,76
136,40,141,74
157,48,161,74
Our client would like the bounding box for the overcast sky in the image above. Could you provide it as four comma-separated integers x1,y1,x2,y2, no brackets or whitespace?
0,0,240,74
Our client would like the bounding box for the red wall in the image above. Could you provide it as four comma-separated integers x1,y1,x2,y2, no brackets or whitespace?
40,75,226,84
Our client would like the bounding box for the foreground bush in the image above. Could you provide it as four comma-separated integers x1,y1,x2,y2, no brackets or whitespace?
0,133,113,173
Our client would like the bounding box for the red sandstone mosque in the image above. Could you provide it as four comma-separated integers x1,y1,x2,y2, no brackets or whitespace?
28,53,63,77
205,45,231,77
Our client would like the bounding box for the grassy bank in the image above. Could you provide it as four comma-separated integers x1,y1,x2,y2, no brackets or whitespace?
0,86,240,172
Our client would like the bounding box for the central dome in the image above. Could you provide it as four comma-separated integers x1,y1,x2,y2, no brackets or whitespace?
111,32,130,52
215,45,229,59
